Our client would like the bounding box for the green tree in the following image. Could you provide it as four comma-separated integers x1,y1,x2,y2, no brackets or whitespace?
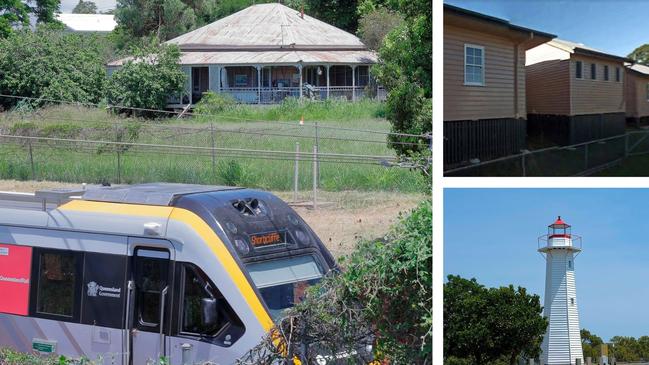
30,0,62,24
581,328,603,360
106,44,186,115
372,0,431,167
72,0,98,13
611,336,641,361
0,0,62,38
629,44,649,65
357,7,402,50
444,276,548,365
0,26,108,107
298,0,359,32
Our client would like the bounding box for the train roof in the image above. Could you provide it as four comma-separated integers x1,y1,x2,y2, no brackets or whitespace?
82,183,242,206
0,183,243,211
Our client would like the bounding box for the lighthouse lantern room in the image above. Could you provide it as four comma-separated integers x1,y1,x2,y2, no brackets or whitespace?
538,216,584,365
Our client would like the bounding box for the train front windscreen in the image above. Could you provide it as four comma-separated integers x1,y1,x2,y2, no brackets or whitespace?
245,255,324,320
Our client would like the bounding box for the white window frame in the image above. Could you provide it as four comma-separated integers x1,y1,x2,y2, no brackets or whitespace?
575,61,583,79
464,44,485,86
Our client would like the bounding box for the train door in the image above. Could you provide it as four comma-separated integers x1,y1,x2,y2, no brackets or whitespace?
127,239,175,365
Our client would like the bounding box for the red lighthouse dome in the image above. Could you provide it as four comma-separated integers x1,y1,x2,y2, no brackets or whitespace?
548,216,571,238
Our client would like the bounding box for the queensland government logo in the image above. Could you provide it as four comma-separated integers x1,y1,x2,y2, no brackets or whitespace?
86,281,121,298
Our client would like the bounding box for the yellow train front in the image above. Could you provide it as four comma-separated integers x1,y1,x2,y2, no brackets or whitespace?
0,183,336,364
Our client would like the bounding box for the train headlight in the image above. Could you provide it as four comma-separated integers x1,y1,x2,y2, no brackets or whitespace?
225,222,238,234
287,214,299,226
234,239,250,255
294,229,309,245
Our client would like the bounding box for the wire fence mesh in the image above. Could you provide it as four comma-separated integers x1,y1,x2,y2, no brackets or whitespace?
445,132,648,177
0,116,430,197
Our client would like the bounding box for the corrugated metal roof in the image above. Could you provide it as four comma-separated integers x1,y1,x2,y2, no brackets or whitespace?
549,38,630,62
629,63,649,76
107,50,377,66
56,13,117,32
165,3,367,51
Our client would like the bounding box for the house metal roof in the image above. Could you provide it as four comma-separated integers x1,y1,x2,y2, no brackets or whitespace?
165,3,367,51
549,38,632,63
627,63,649,76
107,50,377,66
56,13,117,32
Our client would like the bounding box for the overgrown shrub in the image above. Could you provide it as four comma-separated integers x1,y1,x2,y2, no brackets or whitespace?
0,26,109,108
106,44,186,116
239,199,432,364
194,91,237,115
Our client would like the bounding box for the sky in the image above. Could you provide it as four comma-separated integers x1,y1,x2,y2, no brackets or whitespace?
445,188,649,342
445,0,649,58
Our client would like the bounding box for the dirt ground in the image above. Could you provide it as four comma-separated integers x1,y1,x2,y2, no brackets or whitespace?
0,180,426,257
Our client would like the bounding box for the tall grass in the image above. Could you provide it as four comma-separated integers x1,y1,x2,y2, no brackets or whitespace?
0,103,428,193
192,94,386,123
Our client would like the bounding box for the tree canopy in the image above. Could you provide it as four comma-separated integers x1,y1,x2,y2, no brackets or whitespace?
0,0,61,38
0,26,108,108
106,44,186,114
72,0,98,13
629,44,649,65
444,275,548,365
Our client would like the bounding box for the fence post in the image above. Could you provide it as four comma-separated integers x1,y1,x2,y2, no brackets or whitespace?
521,152,526,177
312,145,317,209
315,122,320,187
116,149,121,184
210,122,216,179
294,142,300,202
28,139,35,180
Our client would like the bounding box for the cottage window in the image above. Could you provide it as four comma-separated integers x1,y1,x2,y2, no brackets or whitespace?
617,67,622,82
575,61,583,79
464,44,485,86
591,63,596,80
646,83,649,101
604,65,609,81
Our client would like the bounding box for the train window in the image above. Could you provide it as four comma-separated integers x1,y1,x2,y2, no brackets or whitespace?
134,248,170,329
246,255,323,321
180,264,244,344
36,252,77,317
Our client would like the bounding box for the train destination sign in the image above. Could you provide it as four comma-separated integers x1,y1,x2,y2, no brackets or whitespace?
250,231,287,247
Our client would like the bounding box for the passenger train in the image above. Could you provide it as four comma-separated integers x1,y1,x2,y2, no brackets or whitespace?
0,183,336,364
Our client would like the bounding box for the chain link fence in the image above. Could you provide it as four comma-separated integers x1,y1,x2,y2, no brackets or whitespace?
445,131,649,177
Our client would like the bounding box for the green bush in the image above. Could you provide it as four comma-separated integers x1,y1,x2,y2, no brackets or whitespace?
194,91,236,114
106,44,186,116
239,199,432,364
0,27,108,108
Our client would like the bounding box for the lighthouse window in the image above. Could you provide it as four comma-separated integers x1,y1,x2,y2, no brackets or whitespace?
568,260,572,268
571,298,575,305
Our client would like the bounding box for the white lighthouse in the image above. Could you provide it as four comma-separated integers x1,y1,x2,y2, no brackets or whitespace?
538,216,583,365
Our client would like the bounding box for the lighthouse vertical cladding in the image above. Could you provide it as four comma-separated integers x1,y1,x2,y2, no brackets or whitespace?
538,217,583,365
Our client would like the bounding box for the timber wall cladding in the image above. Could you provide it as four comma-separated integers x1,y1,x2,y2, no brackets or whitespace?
444,25,524,121
569,55,625,115
526,59,571,115
625,71,649,120
443,118,526,166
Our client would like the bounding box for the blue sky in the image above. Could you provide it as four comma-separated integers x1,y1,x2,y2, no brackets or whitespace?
445,189,649,342
445,0,649,57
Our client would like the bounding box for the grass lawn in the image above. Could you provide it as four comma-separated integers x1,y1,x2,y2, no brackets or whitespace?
0,102,428,193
